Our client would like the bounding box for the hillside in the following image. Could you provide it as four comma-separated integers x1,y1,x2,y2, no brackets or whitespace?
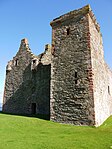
0,113,112,149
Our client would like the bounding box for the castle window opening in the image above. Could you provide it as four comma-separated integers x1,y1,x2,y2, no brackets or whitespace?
75,71,78,84
75,71,77,78
75,80,78,84
108,86,110,95
31,103,36,114
15,59,19,66
66,28,70,35
33,59,36,64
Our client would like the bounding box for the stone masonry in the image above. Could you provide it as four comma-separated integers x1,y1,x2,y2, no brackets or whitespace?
3,5,112,126
3,39,51,116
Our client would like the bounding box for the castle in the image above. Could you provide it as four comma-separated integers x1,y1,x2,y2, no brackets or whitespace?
3,5,112,126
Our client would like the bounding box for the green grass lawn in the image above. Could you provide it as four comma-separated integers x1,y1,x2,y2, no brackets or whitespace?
0,113,112,149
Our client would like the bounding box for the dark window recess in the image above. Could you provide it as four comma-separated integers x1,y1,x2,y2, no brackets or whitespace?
67,28,70,35
33,59,36,64
40,53,44,59
31,103,36,114
75,72,77,78
6,70,9,75
108,86,110,95
15,59,18,66
75,71,78,84
75,80,78,84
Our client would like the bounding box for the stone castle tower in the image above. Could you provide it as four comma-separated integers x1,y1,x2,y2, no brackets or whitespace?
3,5,112,126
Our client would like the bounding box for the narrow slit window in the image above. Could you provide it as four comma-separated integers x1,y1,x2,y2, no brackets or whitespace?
15,59,18,66
75,80,77,84
75,71,78,84
75,71,77,78
67,28,70,35
108,86,110,95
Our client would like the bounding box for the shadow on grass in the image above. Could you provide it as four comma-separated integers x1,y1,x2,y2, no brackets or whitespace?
0,111,50,120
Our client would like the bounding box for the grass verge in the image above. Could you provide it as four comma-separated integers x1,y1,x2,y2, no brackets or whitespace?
0,113,112,149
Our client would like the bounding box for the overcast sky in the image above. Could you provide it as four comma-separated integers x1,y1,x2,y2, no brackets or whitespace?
0,0,112,103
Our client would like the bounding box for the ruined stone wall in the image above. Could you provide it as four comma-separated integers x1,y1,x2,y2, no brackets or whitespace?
89,14,112,126
3,39,33,114
50,5,95,125
3,5,112,126
30,44,51,115
3,39,51,116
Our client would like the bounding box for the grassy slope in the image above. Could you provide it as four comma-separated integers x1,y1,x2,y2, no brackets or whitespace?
0,113,112,149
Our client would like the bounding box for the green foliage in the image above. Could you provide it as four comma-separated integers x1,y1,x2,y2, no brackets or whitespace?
0,113,112,149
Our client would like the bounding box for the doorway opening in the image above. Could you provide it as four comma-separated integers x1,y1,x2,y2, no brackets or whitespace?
31,103,36,114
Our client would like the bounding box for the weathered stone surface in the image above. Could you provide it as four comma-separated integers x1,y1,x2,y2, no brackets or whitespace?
3,5,112,126
50,5,112,126
50,5,95,126
89,14,112,126
3,39,51,117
